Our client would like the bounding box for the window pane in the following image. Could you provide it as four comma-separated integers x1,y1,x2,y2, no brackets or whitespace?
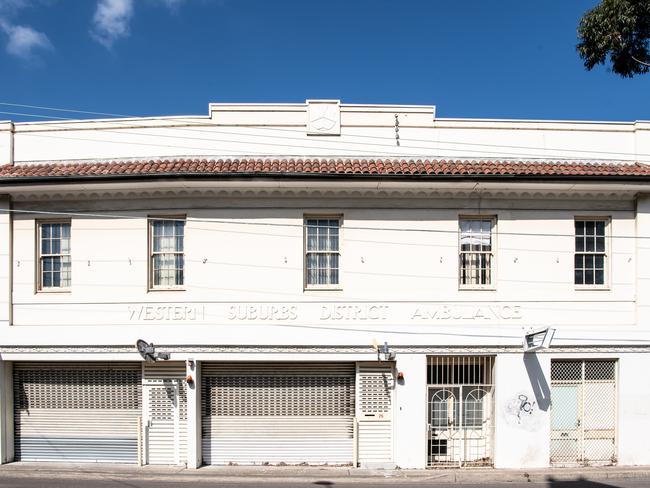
575,270,583,285
329,234,339,252
306,225,317,251
318,229,327,251
175,220,185,236
51,270,61,287
42,224,51,239
585,269,594,284
575,236,584,252
574,254,583,268
306,253,317,284
51,238,61,254
330,268,339,285
158,235,174,252
595,269,604,284
596,221,605,236
61,223,71,238
575,221,584,235
60,235,70,254
460,234,472,251
43,272,52,288
585,221,595,235
585,236,594,252
42,239,51,254
595,236,605,252
318,265,327,285
595,255,604,269
52,224,61,239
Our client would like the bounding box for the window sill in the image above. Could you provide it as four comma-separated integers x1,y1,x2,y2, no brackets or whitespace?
304,286,343,292
575,285,610,291
36,288,71,294
458,286,496,291
148,287,186,292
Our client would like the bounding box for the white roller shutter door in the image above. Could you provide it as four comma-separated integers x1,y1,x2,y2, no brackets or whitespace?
13,362,141,463
143,362,188,466
202,362,355,465
357,363,394,467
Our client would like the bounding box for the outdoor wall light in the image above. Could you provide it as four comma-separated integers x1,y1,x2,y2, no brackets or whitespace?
186,374,194,384
523,326,555,353
135,339,170,362
377,342,396,361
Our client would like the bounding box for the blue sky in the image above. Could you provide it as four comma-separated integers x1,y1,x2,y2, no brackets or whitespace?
0,0,648,122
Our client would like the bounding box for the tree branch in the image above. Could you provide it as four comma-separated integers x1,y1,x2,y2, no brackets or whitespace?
631,55,650,67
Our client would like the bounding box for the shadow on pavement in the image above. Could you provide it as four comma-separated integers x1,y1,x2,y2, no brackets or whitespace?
547,476,621,488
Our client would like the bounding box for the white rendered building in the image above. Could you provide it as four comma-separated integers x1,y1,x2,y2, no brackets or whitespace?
0,101,648,468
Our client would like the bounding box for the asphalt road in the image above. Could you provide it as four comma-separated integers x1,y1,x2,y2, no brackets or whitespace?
1,477,650,488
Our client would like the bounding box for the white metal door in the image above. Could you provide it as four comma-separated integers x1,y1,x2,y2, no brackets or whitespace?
13,362,141,463
143,362,188,466
357,362,394,467
550,360,617,466
426,356,494,467
202,362,355,465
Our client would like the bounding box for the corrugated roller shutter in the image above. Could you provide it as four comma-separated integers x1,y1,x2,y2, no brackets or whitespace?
357,363,394,467
14,362,141,463
202,362,355,465
143,362,188,466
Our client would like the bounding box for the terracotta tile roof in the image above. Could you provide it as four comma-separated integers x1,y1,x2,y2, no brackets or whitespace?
1,158,650,180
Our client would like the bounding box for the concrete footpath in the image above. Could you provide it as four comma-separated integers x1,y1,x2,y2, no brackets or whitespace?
0,463,650,484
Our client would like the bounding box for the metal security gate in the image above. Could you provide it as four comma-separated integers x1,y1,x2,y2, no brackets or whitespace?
13,362,141,463
550,360,617,466
357,362,394,467
426,356,494,467
202,362,355,465
143,362,188,466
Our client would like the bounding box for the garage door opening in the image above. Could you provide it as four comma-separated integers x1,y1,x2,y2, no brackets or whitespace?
201,362,355,465
13,362,142,463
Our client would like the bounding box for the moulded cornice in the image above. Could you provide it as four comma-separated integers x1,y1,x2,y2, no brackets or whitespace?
8,186,637,204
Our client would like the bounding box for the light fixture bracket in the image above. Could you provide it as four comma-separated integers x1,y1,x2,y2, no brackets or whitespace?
523,327,555,353
136,339,170,362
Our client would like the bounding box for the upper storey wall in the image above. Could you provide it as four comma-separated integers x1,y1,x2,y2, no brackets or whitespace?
2,102,650,164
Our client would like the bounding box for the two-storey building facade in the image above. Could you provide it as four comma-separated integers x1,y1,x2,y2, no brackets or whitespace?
0,101,648,469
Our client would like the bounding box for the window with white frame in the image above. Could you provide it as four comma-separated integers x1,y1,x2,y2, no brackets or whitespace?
459,217,494,287
305,217,340,287
150,218,185,288
38,221,71,290
574,218,607,286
